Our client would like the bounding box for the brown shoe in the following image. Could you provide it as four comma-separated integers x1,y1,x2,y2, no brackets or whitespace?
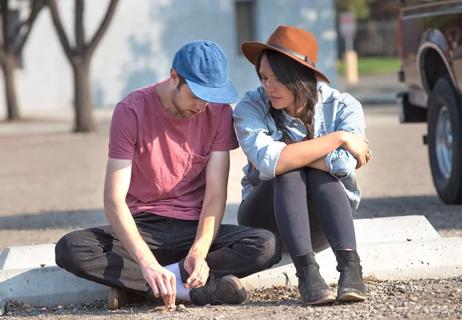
108,287,128,310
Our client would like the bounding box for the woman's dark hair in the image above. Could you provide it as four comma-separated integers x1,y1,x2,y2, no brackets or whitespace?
256,50,318,142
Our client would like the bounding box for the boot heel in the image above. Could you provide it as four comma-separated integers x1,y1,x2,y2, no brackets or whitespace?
335,250,367,302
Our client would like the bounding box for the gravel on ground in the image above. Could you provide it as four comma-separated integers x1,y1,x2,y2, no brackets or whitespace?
3,277,462,320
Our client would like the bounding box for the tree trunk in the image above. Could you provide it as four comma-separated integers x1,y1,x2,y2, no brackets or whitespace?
72,59,95,132
2,55,20,121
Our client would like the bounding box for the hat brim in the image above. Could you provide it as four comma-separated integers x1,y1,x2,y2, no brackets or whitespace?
241,42,330,83
186,78,238,104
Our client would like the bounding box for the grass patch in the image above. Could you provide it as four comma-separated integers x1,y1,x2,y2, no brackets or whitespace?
337,57,400,75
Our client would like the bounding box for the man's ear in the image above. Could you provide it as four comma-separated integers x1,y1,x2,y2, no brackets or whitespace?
170,69,179,86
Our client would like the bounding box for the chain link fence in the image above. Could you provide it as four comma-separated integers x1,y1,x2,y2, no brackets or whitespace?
337,20,398,57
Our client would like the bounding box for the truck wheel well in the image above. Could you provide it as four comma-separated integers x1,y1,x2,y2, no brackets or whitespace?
421,49,449,92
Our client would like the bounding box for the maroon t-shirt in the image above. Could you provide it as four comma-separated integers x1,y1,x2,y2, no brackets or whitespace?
108,81,239,220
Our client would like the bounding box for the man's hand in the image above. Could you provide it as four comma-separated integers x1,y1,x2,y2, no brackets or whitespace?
183,151,228,289
183,253,210,289
141,263,176,307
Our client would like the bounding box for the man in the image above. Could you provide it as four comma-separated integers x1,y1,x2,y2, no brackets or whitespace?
55,40,279,309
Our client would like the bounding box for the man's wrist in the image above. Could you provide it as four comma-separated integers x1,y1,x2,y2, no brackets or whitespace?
188,246,208,259
138,255,160,269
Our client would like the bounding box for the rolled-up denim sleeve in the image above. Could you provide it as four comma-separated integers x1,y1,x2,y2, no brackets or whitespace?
324,94,366,176
233,92,286,181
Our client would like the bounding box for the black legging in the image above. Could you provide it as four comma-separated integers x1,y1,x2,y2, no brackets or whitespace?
237,168,356,259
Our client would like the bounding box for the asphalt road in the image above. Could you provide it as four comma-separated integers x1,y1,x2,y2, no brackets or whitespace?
0,103,461,250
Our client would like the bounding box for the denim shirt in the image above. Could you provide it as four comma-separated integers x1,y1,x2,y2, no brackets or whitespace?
233,82,366,211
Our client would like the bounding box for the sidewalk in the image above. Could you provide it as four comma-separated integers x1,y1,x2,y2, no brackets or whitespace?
0,73,405,137
1,73,462,319
0,109,113,137
339,72,405,105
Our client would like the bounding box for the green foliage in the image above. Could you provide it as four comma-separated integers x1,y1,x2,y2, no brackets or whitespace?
337,57,400,75
336,0,370,20
350,0,370,19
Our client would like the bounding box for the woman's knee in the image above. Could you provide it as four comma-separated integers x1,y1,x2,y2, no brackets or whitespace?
237,199,278,232
306,168,335,182
306,168,342,195
275,168,306,185
237,203,253,227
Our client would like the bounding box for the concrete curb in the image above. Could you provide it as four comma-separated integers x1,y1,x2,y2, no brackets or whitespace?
0,215,440,271
241,237,462,290
0,244,56,270
352,215,440,243
0,267,107,315
0,216,458,314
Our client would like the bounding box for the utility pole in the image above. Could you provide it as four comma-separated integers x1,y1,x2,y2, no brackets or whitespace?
339,11,358,85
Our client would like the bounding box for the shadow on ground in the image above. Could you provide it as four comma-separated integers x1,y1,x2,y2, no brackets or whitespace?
356,195,462,231
0,195,460,232
0,209,106,230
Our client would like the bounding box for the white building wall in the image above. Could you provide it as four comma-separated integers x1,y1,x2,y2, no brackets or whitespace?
0,0,336,118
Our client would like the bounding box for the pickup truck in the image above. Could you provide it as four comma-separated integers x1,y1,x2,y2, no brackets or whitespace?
397,0,462,204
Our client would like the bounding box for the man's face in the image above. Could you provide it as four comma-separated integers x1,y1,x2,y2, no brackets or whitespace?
171,77,209,119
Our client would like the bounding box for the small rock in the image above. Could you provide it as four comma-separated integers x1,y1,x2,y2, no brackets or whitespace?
154,305,176,312
397,285,406,293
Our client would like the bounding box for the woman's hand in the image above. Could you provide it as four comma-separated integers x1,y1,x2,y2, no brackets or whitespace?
341,132,371,169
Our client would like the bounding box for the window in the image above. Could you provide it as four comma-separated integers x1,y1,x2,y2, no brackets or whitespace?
235,0,256,54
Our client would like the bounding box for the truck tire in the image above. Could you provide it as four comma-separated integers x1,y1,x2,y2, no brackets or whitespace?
427,77,462,204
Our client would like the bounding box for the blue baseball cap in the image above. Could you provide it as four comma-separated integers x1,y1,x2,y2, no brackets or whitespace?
172,40,238,104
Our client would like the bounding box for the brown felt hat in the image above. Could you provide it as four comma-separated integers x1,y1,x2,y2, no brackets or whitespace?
241,25,329,83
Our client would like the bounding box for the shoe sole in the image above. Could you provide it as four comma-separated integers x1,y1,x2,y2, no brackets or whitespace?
303,293,336,305
220,275,247,304
337,291,367,302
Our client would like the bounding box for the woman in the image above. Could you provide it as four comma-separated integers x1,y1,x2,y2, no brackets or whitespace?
233,25,371,305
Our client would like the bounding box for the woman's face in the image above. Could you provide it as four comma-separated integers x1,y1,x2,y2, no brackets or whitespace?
259,54,296,113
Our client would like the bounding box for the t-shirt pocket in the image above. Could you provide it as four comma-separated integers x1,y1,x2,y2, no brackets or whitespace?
170,152,210,198
182,153,210,183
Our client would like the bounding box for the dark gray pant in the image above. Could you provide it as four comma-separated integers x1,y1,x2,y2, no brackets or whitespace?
55,212,280,295
238,168,356,259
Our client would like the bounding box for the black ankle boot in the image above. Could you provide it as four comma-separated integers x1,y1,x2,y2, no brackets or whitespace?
335,250,367,301
293,252,335,305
